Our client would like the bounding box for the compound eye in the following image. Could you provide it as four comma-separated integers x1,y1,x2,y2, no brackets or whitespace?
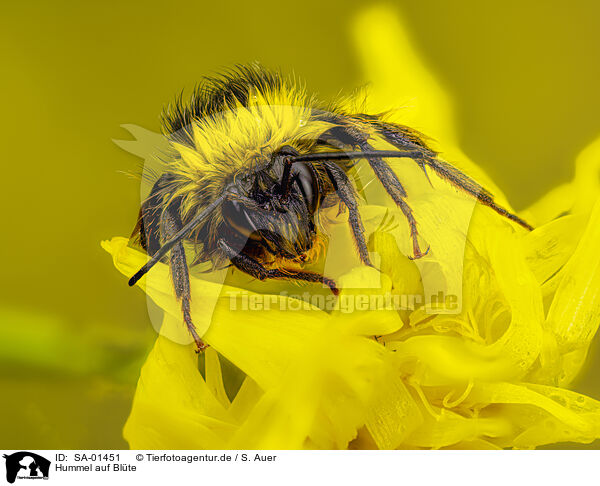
222,198,262,241
292,162,318,212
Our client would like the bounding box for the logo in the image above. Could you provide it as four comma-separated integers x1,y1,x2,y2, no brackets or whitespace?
3,452,50,483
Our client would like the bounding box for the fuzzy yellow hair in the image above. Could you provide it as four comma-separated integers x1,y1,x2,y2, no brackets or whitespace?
168,88,333,223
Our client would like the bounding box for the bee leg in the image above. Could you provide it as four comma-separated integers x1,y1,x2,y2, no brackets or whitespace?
323,122,429,259
218,239,339,295
420,155,534,230
131,174,174,254
322,161,372,267
163,206,208,353
358,141,430,259
370,121,534,231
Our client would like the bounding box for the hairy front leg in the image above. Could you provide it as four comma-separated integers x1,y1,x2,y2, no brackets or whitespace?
322,161,373,266
358,141,430,259
163,205,208,352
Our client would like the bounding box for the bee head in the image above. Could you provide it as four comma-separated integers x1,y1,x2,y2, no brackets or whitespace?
222,145,319,258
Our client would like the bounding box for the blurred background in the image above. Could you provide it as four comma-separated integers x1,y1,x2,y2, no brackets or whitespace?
2,0,600,449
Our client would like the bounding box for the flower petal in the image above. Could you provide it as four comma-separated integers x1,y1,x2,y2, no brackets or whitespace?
544,198,600,385
123,332,235,449
365,355,423,449
465,382,600,448
522,214,586,296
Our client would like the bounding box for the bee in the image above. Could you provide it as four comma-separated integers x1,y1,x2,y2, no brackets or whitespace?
128,64,532,351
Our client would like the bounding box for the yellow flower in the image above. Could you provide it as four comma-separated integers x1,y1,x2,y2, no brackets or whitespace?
103,6,600,449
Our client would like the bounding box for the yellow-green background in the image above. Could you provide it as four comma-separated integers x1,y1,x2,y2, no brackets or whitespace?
2,0,600,449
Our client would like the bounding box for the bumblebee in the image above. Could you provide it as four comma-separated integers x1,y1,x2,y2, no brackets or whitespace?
128,64,532,351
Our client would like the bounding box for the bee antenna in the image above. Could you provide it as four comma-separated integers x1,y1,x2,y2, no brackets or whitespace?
128,194,227,287
288,150,424,163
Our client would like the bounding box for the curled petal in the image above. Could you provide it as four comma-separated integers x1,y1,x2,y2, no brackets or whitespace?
543,198,600,385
